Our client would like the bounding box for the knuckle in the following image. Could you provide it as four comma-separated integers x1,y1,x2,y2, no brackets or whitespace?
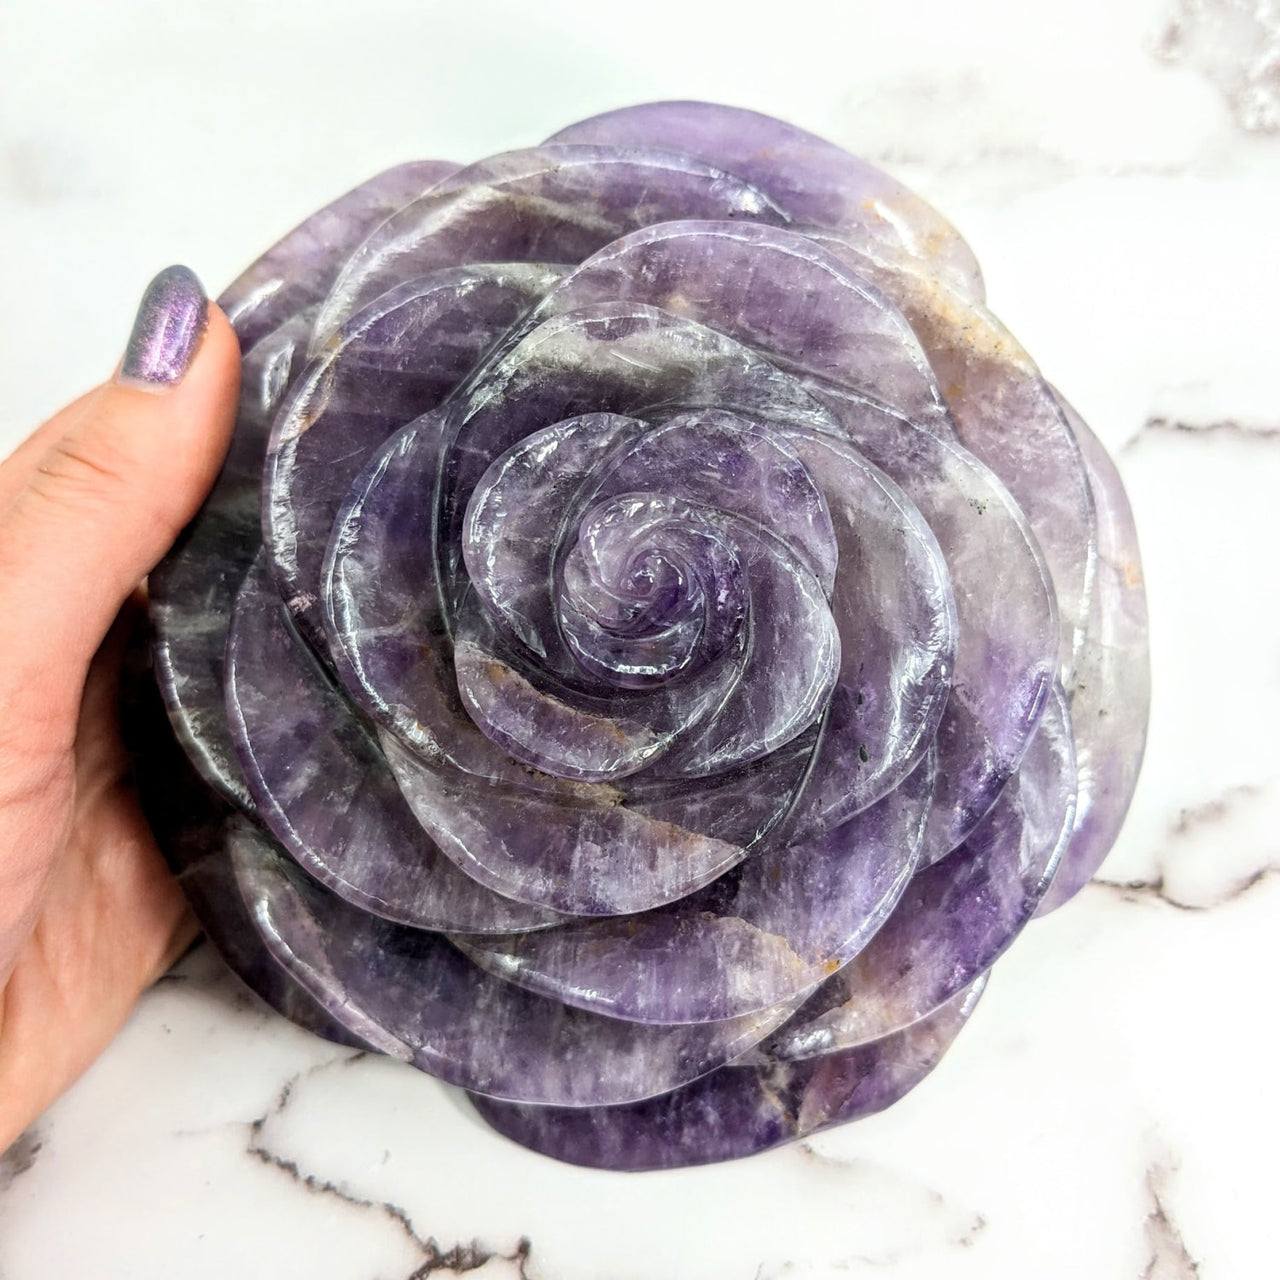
36,430,138,504
23,419,179,546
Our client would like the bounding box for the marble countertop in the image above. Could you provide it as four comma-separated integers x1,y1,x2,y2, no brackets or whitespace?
1,0,1276,1275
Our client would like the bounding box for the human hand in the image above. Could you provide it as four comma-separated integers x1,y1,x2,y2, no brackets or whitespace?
0,268,239,1149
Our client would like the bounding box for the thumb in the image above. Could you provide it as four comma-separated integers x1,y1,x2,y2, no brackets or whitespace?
0,266,240,731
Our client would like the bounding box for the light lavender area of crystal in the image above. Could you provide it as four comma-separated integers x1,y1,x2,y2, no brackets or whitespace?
382,728,755,916
811,232,1100,677
771,428,955,834
804,387,1059,861
536,221,950,429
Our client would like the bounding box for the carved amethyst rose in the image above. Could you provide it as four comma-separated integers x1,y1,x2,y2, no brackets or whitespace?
144,101,1149,1170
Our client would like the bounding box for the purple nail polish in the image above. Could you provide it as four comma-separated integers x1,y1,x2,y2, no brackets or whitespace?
119,265,208,387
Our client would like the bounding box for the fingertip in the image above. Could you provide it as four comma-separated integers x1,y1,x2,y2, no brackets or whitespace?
190,299,240,378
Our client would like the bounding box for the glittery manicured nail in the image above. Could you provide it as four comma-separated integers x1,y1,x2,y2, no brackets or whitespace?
118,265,208,388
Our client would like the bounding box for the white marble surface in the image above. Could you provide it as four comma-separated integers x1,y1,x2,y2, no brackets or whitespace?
1,0,1277,1275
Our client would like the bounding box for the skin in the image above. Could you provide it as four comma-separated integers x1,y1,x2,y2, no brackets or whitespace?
0,304,240,1150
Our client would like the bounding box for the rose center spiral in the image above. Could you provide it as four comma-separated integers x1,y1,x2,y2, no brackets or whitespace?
559,493,747,689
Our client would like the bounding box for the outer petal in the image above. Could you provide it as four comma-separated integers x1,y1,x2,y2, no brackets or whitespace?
228,826,807,1108
805,387,1058,863
547,101,984,300
455,750,934,1024
150,308,315,808
813,234,1098,678
123,635,365,1048
470,979,986,1170
220,160,458,351
1037,394,1150,913
772,686,1075,1056
311,145,789,344
226,557,561,933
382,731,761,917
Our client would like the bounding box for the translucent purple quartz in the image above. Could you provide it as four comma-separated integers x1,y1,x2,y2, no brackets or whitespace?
142,101,1149,1170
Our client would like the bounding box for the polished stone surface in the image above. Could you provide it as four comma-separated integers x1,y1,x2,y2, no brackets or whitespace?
142,85,1142,1173
472,981,988,1170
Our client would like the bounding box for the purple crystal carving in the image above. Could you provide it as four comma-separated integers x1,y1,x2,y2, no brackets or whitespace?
142,101,1149,1170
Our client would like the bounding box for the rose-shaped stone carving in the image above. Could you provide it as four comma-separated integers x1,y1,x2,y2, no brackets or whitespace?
142,101,1149,1170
